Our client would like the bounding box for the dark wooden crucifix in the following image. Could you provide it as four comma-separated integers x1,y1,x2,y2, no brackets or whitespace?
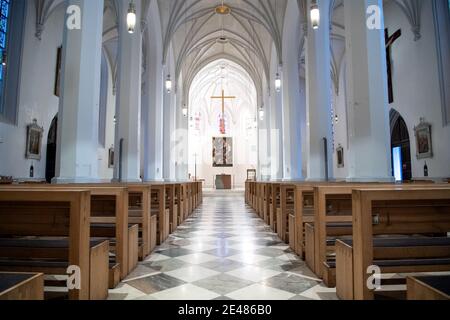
385,29,402,104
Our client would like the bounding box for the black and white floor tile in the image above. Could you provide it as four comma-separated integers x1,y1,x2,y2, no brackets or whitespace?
108,191,338,300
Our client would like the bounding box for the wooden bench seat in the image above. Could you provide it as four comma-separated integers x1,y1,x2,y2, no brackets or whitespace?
407,275,450,300
90,223,138,281
349,188,450,300
0,185,130,281
329,236,450,290
0,238,109,300
312,183,450,279
0,272,44,300
0,189,96,299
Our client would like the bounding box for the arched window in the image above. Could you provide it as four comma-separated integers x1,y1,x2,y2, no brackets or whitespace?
0,0,11,110
0,0,26,124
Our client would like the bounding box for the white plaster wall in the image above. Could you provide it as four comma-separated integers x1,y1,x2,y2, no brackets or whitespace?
332,59,349,179
331,2,450,179
0,3,63,179
384,1,450,178
97,66,116,180
0,3,118,180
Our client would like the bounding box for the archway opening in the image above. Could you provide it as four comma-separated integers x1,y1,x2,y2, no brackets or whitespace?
390,109,412,181
188,59,258,189
45,114,58,183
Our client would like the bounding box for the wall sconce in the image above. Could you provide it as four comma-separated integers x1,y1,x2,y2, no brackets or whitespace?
165,75,172,94
259,106,265,121
311,0,320,30
127,1,137,34
275,73,281,92
1,51,6,66
182,104,188,117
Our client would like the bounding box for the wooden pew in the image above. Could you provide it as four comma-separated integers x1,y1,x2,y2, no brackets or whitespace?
279,184,295,243
292,185,315,257
312,183,450,282
0,189,105,300
270,183,281,233
175,183,184,226
407,275,450,300
351,187,450,300
151,184,169,245
0,272,44,300
126,184,154,260
165,184,177,233
2,184,130,283
198,181,203,205
336,237,450,300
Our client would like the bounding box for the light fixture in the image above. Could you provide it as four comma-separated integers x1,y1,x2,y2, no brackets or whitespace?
335,114,339,123
182,104,188,117
165,75,172,94
113,115,117,124
1,51,6,66
310,1,320,30
259,106,265,121
127,1,137,34
275,73,282,92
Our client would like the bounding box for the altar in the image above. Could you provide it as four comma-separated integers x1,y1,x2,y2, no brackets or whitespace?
215,174,232,190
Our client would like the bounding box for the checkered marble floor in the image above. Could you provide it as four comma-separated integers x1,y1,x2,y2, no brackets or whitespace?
108,192,338,300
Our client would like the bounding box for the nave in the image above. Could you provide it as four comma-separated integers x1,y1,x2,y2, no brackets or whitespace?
109,192,335,300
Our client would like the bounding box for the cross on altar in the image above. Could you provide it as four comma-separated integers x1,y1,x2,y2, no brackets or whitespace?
211,89,236,134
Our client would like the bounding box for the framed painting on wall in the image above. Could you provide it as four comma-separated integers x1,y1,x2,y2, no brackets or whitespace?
26,119,44,161
108,147,115,168
414,119,433,159
212,137,233,167
336,145,344,168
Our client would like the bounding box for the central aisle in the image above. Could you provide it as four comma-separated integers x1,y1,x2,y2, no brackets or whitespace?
109,192,337,300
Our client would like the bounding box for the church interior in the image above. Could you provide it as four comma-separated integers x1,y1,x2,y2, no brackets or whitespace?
0,0,450,302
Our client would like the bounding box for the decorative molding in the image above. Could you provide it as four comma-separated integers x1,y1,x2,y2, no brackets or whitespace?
392,0,424,41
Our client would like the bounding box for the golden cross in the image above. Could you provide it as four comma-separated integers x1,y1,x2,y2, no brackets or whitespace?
211,89,236,119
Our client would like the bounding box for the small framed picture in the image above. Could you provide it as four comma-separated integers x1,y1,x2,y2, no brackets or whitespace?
26,119,44,161
247,169,256,181
414,119,433,159
336,145,344,168
108,147,115,168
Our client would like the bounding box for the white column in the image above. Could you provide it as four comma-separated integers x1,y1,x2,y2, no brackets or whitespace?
305,0,334,181
281,0,304,181
343,0,392,181
270,83,283,180
175,79,189,181
258,91,272,180
114,0,142,182
162,65,176,181
54,0,104,183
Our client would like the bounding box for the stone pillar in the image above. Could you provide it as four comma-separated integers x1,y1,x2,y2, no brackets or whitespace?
305,0,334,181
270,80,284,180
54,0,104,183
114,0,142,182
162,63,176,181
343,0,392,181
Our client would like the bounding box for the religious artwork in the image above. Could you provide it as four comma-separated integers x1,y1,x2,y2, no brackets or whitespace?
385,29,402,104
336,145,344,168
108,146,115,168
211,90,235,135
54,46,62,97
212,137,233,167
247,169,256,181
26,119,44,160
414,119,433,159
